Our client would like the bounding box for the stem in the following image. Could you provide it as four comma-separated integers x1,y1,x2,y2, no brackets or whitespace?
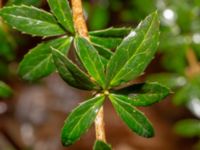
71,0,88,38
95,107,106,142
186,48,200,76
70,0,106,142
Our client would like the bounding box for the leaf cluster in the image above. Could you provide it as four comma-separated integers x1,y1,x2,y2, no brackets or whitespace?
0,0,170,149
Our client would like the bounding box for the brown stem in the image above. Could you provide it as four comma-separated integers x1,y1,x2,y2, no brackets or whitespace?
186,48,200,76
70,0,106,142
71,0,88,38
95,107,106,142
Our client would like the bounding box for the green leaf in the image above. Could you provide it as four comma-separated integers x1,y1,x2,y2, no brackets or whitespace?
47,0,74,33
51,47,99,90
89,27,131,50
0,5,65,37
174,119,200,137
90,36,123,50
173,76,200,105
147,73,187,89
93,140,112,150
61,95,105,146
89,27,131,37
18,36,72,81
6,0,42,6
74,36,106,88
106,12,159,88
112,82,169,106
109,94,154,137
93,44,113,60
0,81,12,98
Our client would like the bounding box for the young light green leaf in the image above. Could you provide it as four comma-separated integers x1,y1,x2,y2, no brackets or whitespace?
109,94,154,138
18,36,72,81
47,0,74,33
51,47,99,90
74,36,106,88
113,82,170,106
0,81,12,98
175,119,200,137
0,5,65,37
147,73,187,89
61,95,105,146
106,12,159,88
93,140,112,150
89,27,131,37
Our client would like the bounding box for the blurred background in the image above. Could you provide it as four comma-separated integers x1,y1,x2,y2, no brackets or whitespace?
0,0,200,149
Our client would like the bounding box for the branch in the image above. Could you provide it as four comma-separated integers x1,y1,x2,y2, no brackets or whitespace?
70,0,106,142
71,0,88,38
186,48,200,77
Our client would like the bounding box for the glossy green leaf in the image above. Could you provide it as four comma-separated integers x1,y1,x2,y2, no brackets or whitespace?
93,44,113,60
106,12,159,88
90,36,123,50
109,94,154,137
0,81,12,98
61,95,105,146
93,140,112,150
147,73,187,89
74,36,106,88
0,5,65,37
18,36,72,81
51,47,98,90
47,0,74,33
89,27,131,37
175,119,200,137
6,0,42,6
112,82,169,106
89,27,131,50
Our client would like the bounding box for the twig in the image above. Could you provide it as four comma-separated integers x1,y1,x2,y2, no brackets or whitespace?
186,48,200,77
70,0,106,142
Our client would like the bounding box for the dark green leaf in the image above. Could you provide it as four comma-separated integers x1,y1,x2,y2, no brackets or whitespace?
112,82,169,106
6,0,42,6
89,27,131,37
47,0,74,33
109,94,154,138
147,73,187,89
106,12,159,88
18,36,72,81
93,140,112,150
0,81,12,98
0,5,65,37
175,119,200,137
90,36,123,50
51,47,98,90
61,95,105,146
74,36,106,88
93,44,113,60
